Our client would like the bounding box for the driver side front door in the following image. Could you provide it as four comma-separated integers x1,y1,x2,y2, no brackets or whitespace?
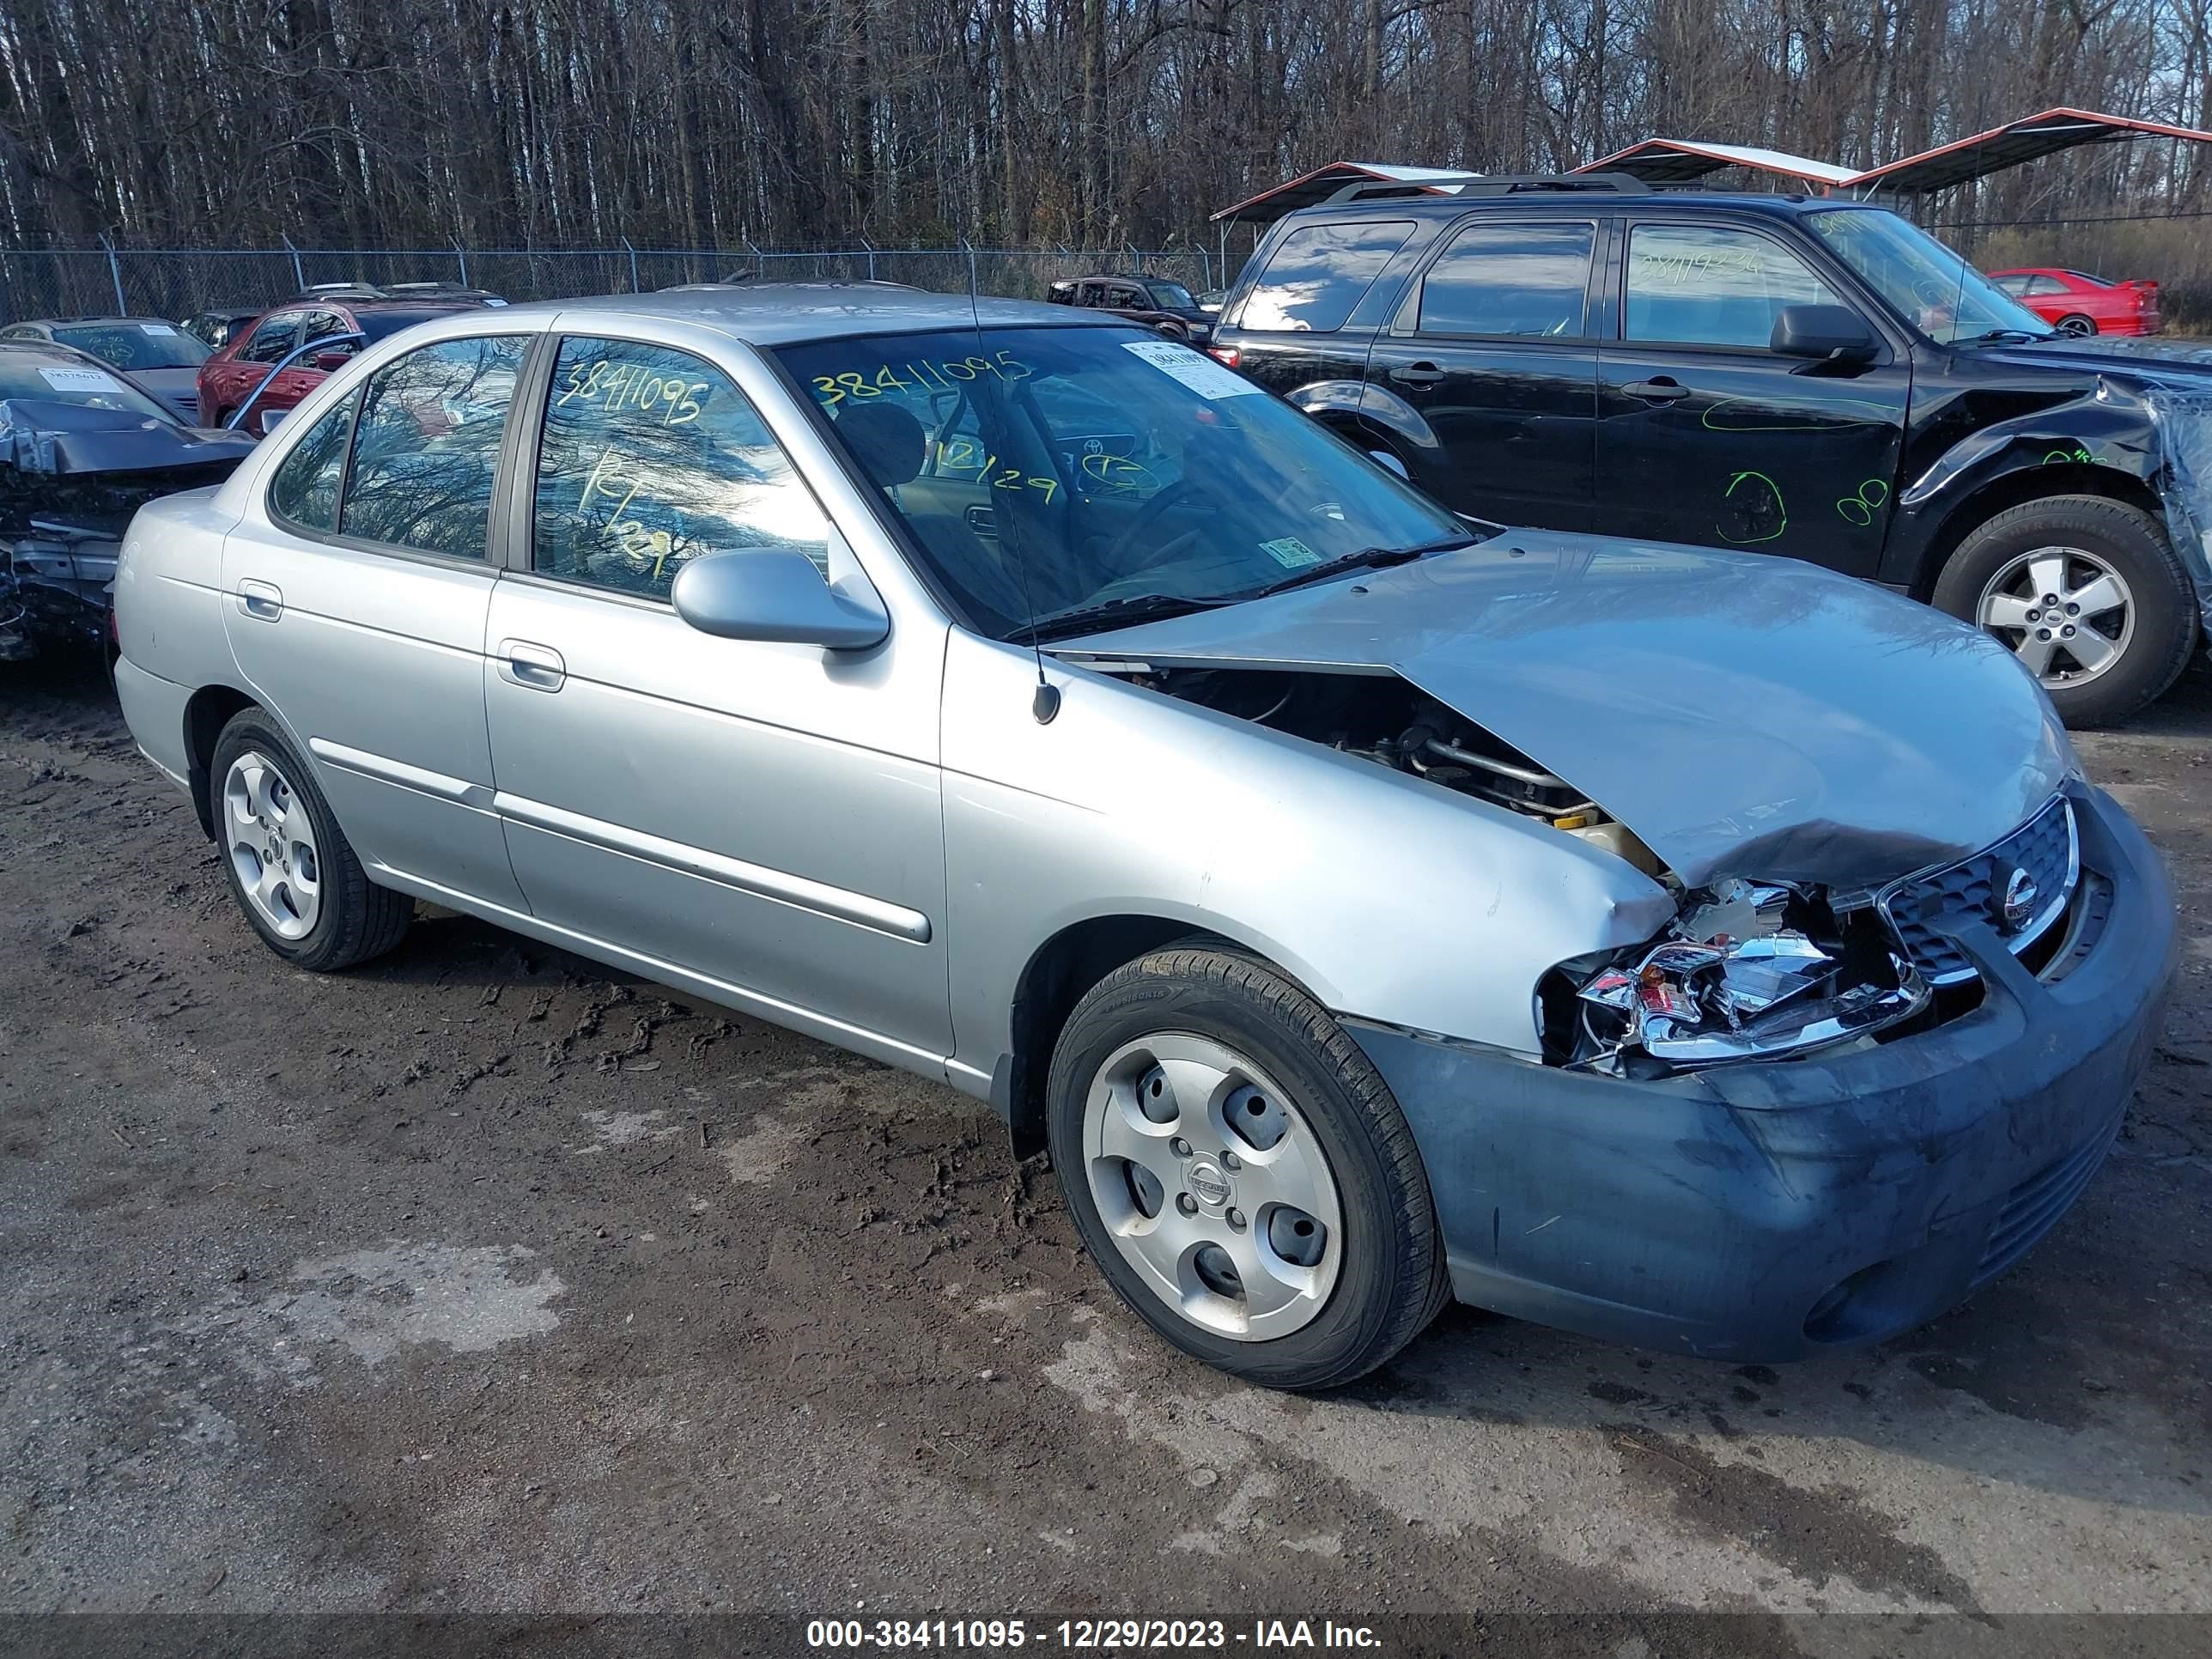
483,329,953,1067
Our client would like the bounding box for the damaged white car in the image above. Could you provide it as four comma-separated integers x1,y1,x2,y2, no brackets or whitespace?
112,289,2176,1389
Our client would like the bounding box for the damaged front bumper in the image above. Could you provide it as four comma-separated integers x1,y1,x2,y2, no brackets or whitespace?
1345,784,2175,1362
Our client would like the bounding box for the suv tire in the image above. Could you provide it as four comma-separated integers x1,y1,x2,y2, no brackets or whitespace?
1933,495,2196,727
210,708,413,971
1047,945,1447,1390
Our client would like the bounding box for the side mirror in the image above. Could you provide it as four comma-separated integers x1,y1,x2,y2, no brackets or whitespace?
310,349,354,372
672,548,890,651
1771,305,1877,368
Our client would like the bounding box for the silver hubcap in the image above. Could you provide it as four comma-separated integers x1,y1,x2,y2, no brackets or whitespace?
1082,1034,1343,1342
2060,316,2094,336
222,750,321,939
1976,545,2133,689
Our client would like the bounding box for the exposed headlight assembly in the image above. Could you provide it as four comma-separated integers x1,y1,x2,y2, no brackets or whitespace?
1556,880,1929,1075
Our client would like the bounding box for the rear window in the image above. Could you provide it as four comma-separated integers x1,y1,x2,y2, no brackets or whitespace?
1235,221,1416,333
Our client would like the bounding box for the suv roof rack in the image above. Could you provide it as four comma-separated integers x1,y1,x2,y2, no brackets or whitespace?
1320,171,1648,207
285,281,504,303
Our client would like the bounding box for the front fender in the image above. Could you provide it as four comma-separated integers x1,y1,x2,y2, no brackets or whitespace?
1885,378,2162,586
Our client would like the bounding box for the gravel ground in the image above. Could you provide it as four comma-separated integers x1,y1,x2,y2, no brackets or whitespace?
2,654,2208,1656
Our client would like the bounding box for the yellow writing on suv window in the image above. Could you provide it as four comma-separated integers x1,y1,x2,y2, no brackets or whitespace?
809,350,1032,405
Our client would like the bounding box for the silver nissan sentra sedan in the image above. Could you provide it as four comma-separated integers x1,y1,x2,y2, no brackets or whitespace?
112,285,2176,1389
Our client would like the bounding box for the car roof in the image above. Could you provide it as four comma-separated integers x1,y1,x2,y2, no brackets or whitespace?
1277,188,1863,227
0,337,134,365
9,315,176,327
491,281,1119,347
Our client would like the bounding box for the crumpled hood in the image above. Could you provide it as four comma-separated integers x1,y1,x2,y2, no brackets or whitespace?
1058,532,2075,890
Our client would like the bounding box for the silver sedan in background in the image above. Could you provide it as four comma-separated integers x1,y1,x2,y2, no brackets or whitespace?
112,287,2174,1389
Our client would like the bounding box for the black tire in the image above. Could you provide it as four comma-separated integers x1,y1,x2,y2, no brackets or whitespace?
1046,945,1448,1390
209,708,412,970
1931,494,2197,727
2057,313,2098,337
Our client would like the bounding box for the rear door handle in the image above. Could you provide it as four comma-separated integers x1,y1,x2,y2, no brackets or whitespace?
1621,378,1691,403
237,579,283,621
1389,362,1447,386
498,639,566,692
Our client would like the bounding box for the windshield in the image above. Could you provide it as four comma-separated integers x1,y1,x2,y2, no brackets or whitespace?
51,322,210,370
0,356,176,422
1805,210,2054,343
777,325,1467,639
1145,282,1197,310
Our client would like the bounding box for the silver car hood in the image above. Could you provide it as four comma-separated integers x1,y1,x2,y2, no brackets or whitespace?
1056,532,2074,890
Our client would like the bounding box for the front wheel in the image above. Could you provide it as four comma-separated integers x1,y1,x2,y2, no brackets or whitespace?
1932,495,2197,726
1046,945,1448,1389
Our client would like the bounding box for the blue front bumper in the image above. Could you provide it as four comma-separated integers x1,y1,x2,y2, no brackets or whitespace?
1347,784,2177,1362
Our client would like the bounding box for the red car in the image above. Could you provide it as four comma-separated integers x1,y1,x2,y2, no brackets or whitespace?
1985,267,2160,337
196,286,502,434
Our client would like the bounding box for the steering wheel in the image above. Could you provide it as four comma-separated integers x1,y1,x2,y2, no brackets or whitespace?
1103,479,1209,576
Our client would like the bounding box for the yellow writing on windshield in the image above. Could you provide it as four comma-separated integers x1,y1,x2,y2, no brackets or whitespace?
811,349,1031,405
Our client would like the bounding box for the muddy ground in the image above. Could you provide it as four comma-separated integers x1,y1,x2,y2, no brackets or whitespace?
2,656,2208,1656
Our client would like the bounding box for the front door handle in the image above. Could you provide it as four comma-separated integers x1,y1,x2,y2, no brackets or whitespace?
1389,362,1447,386
237,579,283,621
498,639,566,692
1621,378,1691,403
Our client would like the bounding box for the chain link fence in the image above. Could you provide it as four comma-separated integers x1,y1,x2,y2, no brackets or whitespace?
0,242,1225,325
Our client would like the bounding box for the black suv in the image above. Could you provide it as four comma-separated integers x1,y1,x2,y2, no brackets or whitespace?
1210,174,2212,725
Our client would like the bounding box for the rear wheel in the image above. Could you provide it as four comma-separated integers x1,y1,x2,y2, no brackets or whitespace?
1932,495,2196,726
210,708,412,970
2056,313,2098,337
1047,945,1447,1390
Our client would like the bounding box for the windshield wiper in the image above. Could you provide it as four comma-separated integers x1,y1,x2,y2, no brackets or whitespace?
1012,590,1233,644
1239,533,1480,600
1965,328,2053,343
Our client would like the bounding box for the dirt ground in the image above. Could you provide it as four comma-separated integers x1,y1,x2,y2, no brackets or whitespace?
3,653,2208,1656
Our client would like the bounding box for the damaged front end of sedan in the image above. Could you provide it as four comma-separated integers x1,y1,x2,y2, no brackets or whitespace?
1546,880,1929,1078
0,398,253,661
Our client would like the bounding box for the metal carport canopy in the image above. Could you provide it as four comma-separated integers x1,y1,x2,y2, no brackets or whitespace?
1848,106,2212,194
1210,161,1482,225
1572,139,1859,190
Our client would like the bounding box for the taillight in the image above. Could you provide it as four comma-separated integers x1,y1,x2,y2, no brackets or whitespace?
1208,345,1239,368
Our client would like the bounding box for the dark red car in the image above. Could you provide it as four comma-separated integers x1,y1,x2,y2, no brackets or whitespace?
1985,267,2160,337
197,289,502,433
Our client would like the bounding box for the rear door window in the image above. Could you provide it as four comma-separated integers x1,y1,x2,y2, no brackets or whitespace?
1415,221,1595,337
338,334,528,559
1237,221,1417,332
241,313,306,364
1625,224,1845,349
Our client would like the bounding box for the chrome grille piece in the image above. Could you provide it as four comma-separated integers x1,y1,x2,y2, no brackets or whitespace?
1879,797,2078,985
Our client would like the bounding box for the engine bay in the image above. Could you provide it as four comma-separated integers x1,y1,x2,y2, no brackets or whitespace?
1115,664,1665,877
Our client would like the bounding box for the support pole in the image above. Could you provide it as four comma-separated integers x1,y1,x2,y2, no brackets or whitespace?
98,234,125,313
281,232,305,292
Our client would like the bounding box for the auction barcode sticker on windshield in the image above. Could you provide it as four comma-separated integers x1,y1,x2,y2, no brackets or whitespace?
139,322,177,335
38,366,124,392
1121,338,1259,399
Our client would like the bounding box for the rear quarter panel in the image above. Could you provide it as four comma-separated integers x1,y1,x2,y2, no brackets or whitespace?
114,488,246,710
